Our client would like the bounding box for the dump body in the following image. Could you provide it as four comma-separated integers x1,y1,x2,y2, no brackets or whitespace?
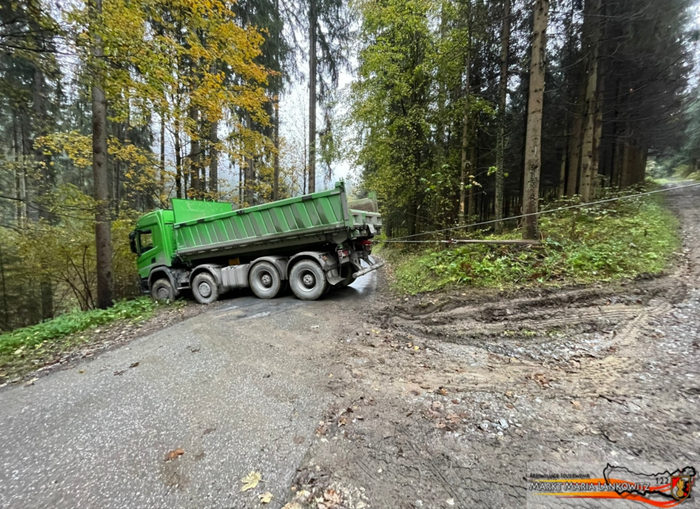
131,182,382,303
171,183,376,261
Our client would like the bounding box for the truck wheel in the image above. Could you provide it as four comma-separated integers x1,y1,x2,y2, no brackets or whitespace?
289,260,327,300
151,278,175,302
192,272,219,305
249,262,282,299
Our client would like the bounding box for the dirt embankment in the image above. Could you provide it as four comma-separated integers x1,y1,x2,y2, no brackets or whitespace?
287,184,700,509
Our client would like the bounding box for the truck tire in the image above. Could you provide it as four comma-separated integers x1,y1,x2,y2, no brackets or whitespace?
249,262,282,299
151,278,175,302
192,272,219,305
289,259,327,300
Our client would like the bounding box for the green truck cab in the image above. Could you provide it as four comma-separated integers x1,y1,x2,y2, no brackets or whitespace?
130,182,382,304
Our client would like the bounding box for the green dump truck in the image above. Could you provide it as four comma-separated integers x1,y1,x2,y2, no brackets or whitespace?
129,182,383,304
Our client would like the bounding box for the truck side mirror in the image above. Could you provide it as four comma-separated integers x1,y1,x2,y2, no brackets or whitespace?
129,231,138,254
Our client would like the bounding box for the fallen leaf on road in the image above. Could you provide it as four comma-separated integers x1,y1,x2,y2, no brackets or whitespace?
164,448,184,462
446,412,460,424
240,471,262,491
129,362,139,368
259,492,273,504
533,373,550,388
572,400,582,410
24,377,38,387
324,488,342,506
114,370,125,376
282,504,302,509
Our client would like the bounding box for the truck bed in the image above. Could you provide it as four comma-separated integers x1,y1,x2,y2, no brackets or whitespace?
172,183,379,262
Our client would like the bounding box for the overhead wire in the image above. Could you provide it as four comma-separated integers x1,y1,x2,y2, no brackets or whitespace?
377,182,700,244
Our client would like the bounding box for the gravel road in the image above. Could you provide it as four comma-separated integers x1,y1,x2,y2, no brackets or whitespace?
0,275,378,509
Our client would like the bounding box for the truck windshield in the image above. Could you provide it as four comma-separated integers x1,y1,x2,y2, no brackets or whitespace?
138,231,153,253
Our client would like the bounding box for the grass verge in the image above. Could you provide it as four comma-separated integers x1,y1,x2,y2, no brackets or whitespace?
0,298,159,381
384,187,681,295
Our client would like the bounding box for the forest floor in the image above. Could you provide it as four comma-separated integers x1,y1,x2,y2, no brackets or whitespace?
287,183,700,508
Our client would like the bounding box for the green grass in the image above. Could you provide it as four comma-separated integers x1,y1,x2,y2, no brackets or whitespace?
387,189,680,295
0,298,159,379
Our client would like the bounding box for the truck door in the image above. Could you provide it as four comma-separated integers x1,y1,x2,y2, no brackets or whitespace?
136,224,164,280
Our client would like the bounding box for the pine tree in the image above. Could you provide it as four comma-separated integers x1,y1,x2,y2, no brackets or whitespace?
522,0,548,239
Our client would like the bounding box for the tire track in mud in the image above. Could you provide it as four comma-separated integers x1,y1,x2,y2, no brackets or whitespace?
384,275,686,398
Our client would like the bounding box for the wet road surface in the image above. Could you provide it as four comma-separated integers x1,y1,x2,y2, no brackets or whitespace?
0,272,377,509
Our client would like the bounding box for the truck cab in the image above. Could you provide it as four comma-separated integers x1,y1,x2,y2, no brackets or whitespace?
129,210,176,293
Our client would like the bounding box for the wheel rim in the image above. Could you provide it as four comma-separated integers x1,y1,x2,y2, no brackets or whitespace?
260,272,272,288
301,271,316,289
156,287,169,300
198,281,212,298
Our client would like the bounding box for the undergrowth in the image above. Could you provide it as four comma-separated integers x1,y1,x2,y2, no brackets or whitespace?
385,188,680,295
0,298,159,376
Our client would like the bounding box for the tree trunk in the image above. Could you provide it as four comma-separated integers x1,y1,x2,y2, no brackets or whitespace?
578,0,601,203
12,111,24,226
159,114,166,203
273,95,280,200
91,0,113,309
114,122,121,214
458,2,472,225
210,120,218,197
590,74,604,197
245,158,255,205
521,0,548,240
244,112,255,205
0,244,8,329
567,98,583,196
467,146,476,226
189,105,200,197
175,118,183,199
494,0,510,234
558,149,567,198
308,0,317,194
